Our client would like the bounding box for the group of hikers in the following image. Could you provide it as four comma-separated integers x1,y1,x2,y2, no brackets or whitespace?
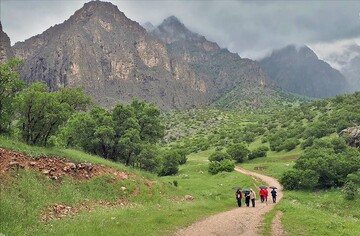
235,187,277,207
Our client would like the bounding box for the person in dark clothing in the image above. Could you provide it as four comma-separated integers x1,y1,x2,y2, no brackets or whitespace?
245,191,250,207
235,189,242,207
271,189,277,203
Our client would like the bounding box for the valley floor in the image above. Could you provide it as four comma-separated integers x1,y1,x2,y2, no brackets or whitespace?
173,167,285,236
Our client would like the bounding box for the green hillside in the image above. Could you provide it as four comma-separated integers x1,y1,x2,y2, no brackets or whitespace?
1,57,360,235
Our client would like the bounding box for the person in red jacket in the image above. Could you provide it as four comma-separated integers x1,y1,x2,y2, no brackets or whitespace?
259,188,265,203
264,188,269,203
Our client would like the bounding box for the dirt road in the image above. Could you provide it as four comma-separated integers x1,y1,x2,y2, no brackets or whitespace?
173,167,284,236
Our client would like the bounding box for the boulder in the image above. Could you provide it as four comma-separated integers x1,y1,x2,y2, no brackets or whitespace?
339,127,360,148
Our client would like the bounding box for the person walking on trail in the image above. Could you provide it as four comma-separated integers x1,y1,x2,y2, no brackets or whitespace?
235,189,242,207
259,188,265,203
249,189,256,207
264,188,268,203
245,191,250,207
271,189,277,203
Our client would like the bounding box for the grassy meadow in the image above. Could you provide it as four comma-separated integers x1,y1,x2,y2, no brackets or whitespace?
0,138,257,236
2,91,360,236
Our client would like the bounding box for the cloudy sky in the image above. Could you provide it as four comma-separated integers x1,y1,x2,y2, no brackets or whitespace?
1,0,360,67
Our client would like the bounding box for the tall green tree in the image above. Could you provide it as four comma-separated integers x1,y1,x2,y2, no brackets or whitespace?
17,82,90,146
227,143,250,163
0,59,24,133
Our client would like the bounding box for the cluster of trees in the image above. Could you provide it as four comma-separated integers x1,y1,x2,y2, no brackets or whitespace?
208,143,269,174
280,137,360,190
0,59,184,176
54,100,170,173
0,59,91,144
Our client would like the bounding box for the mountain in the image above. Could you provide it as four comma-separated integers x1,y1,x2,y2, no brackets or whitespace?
12,1,209,110
150,16,276,109
0,22,14,63
259,45,349,98
11,1,276,110
342,55,360,92
142,22,155,32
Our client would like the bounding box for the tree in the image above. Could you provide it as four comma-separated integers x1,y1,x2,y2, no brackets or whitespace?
208,151,231,162
130,99,164,143
136,144,160,172
158,150,180,176
281,138,360,190
0,59,24,133
248,146,269,160
227,143,250,163
17,82,90,146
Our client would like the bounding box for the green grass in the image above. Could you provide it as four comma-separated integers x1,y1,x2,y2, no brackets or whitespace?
277,190,360,236
0,138,262,236
239,148,301,178
3,135,358,236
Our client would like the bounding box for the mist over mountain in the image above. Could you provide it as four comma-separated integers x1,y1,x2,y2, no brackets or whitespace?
325,43,360,93
342,55,360,93
259,45,349,98
149,16,280,109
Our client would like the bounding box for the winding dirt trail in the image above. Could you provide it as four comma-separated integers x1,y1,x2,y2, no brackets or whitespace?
173,167,284,236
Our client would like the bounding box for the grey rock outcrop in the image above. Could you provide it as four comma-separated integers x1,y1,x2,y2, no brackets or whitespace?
339,127,360,148
151,16,274,109
0,22,14,63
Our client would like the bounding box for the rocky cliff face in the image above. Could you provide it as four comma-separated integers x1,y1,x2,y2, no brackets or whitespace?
13,1,209,110
12,1,273,110
0,22,14,63
260,45,349,98
151,16,273,109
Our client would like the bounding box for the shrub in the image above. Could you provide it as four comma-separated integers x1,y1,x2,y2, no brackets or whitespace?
208,159,235,175
248,146,269,160
158,151,180,176
208,161,221,175
208,151,231,162
343,181,357,200
226,143,250,163
219,159,235,172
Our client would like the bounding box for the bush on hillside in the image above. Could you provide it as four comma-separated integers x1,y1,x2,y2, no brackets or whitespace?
343,181,358,200
226,143,250,163
208,159,235,175
208,151,231,162
248,146,269,160
158,150,180,176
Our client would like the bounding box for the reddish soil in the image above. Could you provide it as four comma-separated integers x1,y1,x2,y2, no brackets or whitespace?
0,147,148,222
0,148,131,181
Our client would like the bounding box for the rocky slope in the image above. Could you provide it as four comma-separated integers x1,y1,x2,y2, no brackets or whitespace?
11,1,274,110
12,1,208,110
260,45,349,98
151,16,275,109
0,22,14,63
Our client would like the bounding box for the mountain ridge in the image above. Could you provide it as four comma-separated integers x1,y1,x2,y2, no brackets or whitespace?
259,45,349,98
9,1,276,110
